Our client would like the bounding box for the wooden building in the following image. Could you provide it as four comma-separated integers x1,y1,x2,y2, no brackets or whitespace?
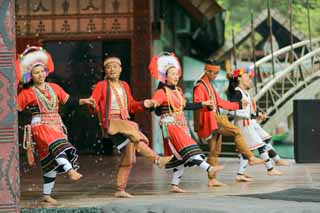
0,1,225,210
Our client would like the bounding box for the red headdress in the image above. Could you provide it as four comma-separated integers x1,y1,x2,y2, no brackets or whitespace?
148,52,181,83
232,67,255,78
204,64,220,72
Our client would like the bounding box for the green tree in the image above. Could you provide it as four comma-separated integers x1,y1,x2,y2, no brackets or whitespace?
217,0,320,40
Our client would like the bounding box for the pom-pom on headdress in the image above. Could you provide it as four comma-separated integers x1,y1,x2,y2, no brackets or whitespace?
148,52,181,83
16,46,54,84
232,67,255,78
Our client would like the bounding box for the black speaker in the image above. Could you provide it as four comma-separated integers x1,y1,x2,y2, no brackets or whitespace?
294,100,320,163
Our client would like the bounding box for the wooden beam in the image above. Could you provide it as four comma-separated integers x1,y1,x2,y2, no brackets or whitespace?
176,0,204,24
132,0,152,142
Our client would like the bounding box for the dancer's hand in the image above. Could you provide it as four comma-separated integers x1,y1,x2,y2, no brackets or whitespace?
257,112,268,121
202,100,214,107
144,99,157,108
241,99,248,108
79,98,96,107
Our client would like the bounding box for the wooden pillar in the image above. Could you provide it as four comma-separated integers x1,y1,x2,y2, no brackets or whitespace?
0,0,19,212
132,0,152,141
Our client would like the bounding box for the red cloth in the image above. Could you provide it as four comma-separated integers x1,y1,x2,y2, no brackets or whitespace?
90,80,144,130
152,87,185,109
17,83,69,160
152,88,197,157
193,75,240,138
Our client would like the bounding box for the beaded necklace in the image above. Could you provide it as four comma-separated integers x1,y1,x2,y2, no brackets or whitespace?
165,86,184,114
33,83,57,112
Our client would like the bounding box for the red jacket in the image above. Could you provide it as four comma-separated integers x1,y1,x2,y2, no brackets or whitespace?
193,75,240,138
90,80,144,130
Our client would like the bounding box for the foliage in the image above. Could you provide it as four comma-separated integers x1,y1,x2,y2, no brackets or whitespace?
217,0,320,40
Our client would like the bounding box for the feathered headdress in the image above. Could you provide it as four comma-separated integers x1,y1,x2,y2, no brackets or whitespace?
148,52,181,83
232,67,255,78
16,46,54,84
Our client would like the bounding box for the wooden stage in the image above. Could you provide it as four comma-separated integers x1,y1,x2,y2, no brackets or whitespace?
20,155,320,210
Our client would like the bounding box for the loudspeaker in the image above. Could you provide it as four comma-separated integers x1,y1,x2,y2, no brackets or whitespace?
294,100,320,163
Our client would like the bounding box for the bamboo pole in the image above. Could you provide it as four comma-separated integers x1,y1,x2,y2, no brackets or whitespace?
250,9,258,93
231,27,237,69
267,0,275,76
289,0,294,64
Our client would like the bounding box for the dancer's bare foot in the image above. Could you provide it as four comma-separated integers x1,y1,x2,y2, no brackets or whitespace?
114,190,134,198
248,156,265,165
208,165,224,178
67,169,83,181
208,179,227,187
235,175,253,182
243,172,253,179
275,159,289,166
267,169,283,176
156,155,173,168
42,195,58,204
170,185,187,193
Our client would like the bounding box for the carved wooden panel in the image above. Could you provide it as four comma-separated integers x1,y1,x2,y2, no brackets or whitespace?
54,0,78,14
16,0,134,36
0,0,19,212
29,0,53,15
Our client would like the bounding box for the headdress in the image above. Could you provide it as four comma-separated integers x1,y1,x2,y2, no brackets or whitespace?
232,67,255,78
16,46,54,84
204,64,220,72
103,57,121,67
148,52,181,83
194,60,221,84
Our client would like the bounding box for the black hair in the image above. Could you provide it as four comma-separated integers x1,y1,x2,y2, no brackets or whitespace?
22,80,34,89
227,77,240,100
204,59,220,66
157,81,166,90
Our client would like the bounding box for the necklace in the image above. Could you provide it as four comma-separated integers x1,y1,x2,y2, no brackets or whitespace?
165,86,184,114
33,83,57,112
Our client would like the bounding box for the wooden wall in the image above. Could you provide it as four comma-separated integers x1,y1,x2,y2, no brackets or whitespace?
0,0,19,212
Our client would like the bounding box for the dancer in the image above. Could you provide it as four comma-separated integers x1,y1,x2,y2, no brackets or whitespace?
16,46,94,204
227,67,288,182
147,53,224,193
90,55,172,198
193,61,265,187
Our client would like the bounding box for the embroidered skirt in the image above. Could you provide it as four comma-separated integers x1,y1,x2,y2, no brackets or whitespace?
31,113,79,174
160,112,203,169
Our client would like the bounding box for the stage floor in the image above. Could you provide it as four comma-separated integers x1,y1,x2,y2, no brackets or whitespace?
20,155,320,210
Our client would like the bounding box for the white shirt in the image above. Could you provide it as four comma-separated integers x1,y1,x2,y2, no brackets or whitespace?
111,87,125,110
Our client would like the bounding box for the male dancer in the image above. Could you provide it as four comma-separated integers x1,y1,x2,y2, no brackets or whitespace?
193,61,264,187
90,56,172,198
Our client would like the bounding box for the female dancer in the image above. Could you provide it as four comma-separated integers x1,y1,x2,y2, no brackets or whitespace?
16,46,94,204
147,53,224,193
227,67,288,182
